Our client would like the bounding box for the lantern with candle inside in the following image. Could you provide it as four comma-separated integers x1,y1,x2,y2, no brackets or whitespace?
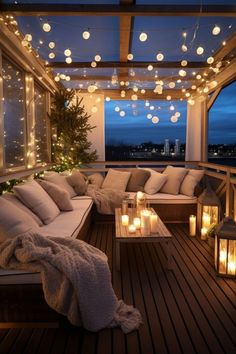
197,185,221,233
135,191,146,216
189,215,196,237
133,217,141,229
214,218,236,278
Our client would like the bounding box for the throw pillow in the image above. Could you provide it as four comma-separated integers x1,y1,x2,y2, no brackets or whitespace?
2,192,43,226
102,169,131,191
14,180,60,225
160,165,187,195
180,169,204,197
44,172,76,198
37,179,73,211
88,173,104,188
143,169,168,195
0,197,39,242
66,170,88,196
126,169,151,192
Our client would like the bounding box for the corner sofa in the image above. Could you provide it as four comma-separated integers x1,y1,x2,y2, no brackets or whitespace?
0,165,204,284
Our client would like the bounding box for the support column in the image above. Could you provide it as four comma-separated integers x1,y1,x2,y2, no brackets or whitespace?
25,73,36,168
0,49,4,172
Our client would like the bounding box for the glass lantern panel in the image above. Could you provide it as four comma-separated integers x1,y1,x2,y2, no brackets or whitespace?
227,240,236,276
219,239,227,274
202,205,218,229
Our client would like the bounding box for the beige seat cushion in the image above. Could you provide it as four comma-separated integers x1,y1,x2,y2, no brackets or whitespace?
37,179,73,211
102,169,131,191
44,172,77,198
0,197,39,243
143,169,168,195
14,180,60,225
126,169,150,192
66,170,88,196
180,169,204,197
160,166,187,195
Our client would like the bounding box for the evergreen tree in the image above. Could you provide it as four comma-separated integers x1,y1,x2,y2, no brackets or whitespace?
49,89,97,170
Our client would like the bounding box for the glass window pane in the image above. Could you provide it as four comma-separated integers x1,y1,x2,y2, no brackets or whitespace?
34,84,49,163
2,58,25,168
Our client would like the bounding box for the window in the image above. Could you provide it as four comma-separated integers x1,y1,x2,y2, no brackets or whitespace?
34,83,49,163
105,99,186,160
2,57,25,169
208,80,236,166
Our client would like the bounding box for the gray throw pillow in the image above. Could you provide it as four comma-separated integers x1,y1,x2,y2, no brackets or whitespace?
126,169,150,192
37,179,73,211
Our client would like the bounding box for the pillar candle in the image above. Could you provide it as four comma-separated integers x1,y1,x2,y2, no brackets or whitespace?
141,209,151,236
189,215,196,237
128,224,136,233
121,214,129,226
133,217,141,229
202,213,211,229
150,214,158,233
201,227,208,240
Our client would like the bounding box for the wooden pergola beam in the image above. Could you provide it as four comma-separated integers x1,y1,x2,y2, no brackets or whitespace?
65,74,195,82
1,4,235,16
48,61,208,69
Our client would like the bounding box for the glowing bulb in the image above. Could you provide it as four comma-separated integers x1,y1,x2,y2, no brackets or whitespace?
54,76,60,82
83,31,90,40
175,112,181,118
65,57,72,64
191,85,197,90
166,95,171,101
115,106,120,112
207,56,214,64
133,87,138,92
171,115,178,123
91,106,98,113
94,54,101,62
49,41,55,49
188,99,195,105
196,74,202,80
181,60,188,67
181,44,188,52
88,85,96,93
156,53,164,61
127,53,133,60
131,94,138,101
43,23,51,32
152,116,159,124
139,32,147,42
168,82,175,89
147,114,152,119
150,105,155,110
25,34,32,42
64,49,71,57
141,89,146,94
147,65,153,71
182,32,187,38
120,110,125,117
49,52,55,59
65,76,70,81
60,74,66,80
105,97,111,102
91,61,97,68
212,25,221,36
196,47,204,55
179,69,186,77
170,105,175,111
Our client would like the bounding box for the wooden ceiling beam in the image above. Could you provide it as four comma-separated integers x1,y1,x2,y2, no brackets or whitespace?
48,61,208,69
1,4,235,16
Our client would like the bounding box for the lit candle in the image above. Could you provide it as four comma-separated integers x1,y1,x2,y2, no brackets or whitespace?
133,217,141,229
128,224,136,233
202,213,211,229
121,214,129,226
137,191,144,200
150,214,158,233
201,227,208,240
141,209,151,236
189,215,196,237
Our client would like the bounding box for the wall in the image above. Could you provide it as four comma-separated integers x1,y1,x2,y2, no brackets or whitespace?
75,92,105,161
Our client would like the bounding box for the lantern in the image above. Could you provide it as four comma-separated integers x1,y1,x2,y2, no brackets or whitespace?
197,185,221,234
215,218,236,277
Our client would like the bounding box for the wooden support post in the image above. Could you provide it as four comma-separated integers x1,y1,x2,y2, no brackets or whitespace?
225,169,232,217
0,49,4,172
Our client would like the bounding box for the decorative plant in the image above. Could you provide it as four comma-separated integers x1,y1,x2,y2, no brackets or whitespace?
49,89,97,170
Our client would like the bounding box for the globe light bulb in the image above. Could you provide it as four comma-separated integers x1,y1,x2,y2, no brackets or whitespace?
181,60,188,67
171,115,178,123
91,106,98,113
94,55,101,62
181,44,188,52
139,32,147,42
115,106,120,112
212,25,221,36
25,34,32,42
83,31,90,40
156,53,164,61
131,94,138,101
43,23,51,32
175,112,181,118
105,97,111,102
54,76,60,82
91,61,97,68
166,95,171,101
65,57,72,64
179,69,186,77
196,46,204,55
152,116,159,124
49,42,55,49
147,114,152,119
64,49,71,57
147,65,153,71
207,56,214,64
120,110,125,117
127,53,133,60
168,82,175,88
49,52,55,59
170,105,175,111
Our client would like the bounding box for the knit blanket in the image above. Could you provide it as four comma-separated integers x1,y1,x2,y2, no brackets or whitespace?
0,232,142,333
86,185,129,214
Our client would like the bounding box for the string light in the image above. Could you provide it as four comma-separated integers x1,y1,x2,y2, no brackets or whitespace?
196,46,204,55
91,61,97,68
49,41,55,49
169,82,176,88
65,57,72,64
120,110,125,117
131,94,138,101
147,65,153,71
42,23,51,32
212,25,221,35
207,56,214,64
94,55,101,62
152,116,159,124
181,60,188,67
171,115,178,123
179,69,186,77
156,53,164,61
147,114,152,119
127,53,133,60
83,31,90,39
64,49,71,56
181,44,188,52
139,32,147,42
115,106,120,112
49,52,55,59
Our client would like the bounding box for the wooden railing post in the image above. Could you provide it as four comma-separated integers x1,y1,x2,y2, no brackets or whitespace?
225,169,232,217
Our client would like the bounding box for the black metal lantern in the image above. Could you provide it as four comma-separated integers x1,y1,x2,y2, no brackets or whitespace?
197,185,221,235
215,218,236,277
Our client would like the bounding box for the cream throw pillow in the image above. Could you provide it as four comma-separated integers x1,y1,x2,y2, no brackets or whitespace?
160,166,187,195
102,169,131,191
144,169,168,195
180,169,204,197
0,198,39,243
37,180,73,211
66,170,88,196
14,180,60,225
88,173,104,188
44,172,76,198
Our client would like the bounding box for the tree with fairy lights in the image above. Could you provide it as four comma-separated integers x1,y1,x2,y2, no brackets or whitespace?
49,89,97,170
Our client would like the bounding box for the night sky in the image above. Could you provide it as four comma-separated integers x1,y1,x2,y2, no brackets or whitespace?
105,80,236,145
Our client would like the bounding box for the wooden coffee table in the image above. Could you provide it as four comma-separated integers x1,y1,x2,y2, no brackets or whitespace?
115,208,173,271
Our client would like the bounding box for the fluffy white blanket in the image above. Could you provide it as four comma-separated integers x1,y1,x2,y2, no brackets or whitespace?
0,232,142,333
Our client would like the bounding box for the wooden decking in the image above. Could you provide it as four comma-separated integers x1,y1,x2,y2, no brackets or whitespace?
0,221,235,354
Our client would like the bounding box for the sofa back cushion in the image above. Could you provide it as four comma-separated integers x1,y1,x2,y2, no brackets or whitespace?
160,166,187,195
88,172,104,188
143,169,168,195
66,170,88,196
2,192,43,226
0,197,39,242
180,169,204,197
14,180,60,225
44,172,77,198
102,169,131,191
126,169,150,192
37,179,73,211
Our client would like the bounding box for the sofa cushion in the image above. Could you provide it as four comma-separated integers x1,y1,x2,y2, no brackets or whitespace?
0,198,39,242
102,169,131,191
160,166,188,195
180,169,204,197
2,192,43,226
126,169,150,192
44,172,76,198
88,173,104,188
143,169,168,195
14,180,60,225
66,170,88,196
37,179,73,211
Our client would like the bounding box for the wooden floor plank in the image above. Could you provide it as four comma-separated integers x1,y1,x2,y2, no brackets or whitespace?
0,328,21,354
23,328,45,354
